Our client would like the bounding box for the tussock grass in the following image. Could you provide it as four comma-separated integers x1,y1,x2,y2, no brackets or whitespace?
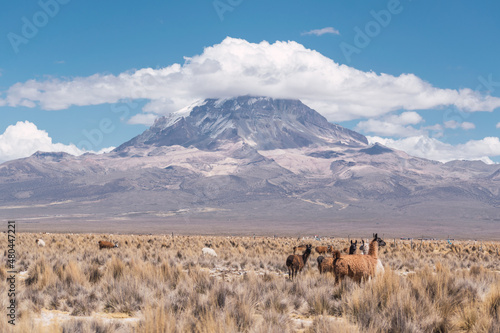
0,233,499,332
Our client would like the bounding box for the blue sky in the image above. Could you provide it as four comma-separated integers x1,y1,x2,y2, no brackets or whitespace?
1,0,499,163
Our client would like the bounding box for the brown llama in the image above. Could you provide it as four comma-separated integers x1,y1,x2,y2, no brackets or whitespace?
319,244,355,275
315,246,329,254
333,234,386,284
319,257,335,274
286,244,312,280
98,240,118,249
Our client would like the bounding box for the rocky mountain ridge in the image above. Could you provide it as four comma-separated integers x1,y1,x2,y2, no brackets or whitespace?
0,96,498,237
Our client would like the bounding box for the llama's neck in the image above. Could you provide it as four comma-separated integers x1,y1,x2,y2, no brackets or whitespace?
302,250,311,264
368,239,378,258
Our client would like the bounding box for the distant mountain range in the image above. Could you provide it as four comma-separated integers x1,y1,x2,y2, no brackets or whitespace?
1,96,499,238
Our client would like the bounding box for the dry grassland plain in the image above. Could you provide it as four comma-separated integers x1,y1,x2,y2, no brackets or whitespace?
1,233,499,332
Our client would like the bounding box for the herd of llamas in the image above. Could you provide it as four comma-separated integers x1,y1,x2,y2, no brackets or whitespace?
36,233,387,283
287,233,386,283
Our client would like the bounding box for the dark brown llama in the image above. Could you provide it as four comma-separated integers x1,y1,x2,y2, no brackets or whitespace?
286,244,312,280
317,256,325,273
349,240,357,254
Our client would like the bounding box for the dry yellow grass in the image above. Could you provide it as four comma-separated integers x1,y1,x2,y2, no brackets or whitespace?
0,233,499,332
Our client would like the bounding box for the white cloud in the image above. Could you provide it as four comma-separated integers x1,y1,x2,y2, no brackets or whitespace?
2,37,500,122
0,121,112,163
385,111,423,125
356,120,421,137
302,27,340,36
444,120,476,130
127,113,157,126
355,111,424,137
368,135,500,164
461,122,476,130
496,122,500,129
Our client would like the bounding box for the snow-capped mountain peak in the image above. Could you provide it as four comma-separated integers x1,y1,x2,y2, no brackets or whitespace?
116,96,368,151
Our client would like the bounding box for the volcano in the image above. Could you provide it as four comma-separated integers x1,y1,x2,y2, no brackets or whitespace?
0,96,499,238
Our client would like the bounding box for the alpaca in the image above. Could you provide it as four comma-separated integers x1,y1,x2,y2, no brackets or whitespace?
333,234,386,284
35,239,45,247
286,244,312,280
202,247,217,257
349,240,357,254
315,246,328,254
98,240,118,249
360,239,369,255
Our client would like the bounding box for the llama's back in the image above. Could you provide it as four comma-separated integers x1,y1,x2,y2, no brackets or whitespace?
202,247,217,257
334,254,376,277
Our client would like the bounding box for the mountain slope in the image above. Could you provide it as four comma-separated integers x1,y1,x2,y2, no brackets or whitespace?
0,96,499,237
116,96,368,152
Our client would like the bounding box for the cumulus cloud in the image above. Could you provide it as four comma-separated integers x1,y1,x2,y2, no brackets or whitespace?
2,38,500,124
356,120,420,137
355,111,425,137
0,121,112,163
127,113,157,126
368,135,500,164
301,27,340,36
444,120,476,130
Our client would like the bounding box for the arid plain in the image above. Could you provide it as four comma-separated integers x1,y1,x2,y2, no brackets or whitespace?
1,232,499,332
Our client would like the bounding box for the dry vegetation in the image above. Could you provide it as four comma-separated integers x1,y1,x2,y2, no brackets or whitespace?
1,233,499,332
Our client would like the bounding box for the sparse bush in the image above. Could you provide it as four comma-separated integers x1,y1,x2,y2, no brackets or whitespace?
1,233,498,332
